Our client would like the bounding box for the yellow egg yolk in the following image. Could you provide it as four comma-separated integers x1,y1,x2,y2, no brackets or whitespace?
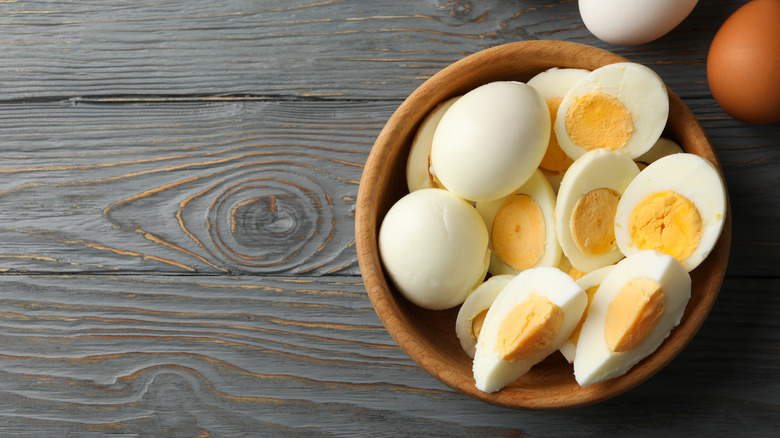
492,194,546,271
496,293,564,362
628,190,703,263
566,92,634,152
570,188,620,256
568,266,587,281
540,97,575,172
605,277,666,352
569,285,599,346
471,309,488,341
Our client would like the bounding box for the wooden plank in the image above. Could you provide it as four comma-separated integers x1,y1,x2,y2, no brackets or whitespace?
0,100,776,276
0,0,743,101
0,274,776,435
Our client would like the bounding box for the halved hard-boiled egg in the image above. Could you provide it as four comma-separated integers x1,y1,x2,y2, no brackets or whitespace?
456,275,514,358
574,250,691,387
473,267,587,393
559,265,616,363
528,67,591,172
614,153,727,272
431,81,550,201
555,149,640,273
555,62,669,160
406,96,461,192
476,170,561,275
379,188,490,310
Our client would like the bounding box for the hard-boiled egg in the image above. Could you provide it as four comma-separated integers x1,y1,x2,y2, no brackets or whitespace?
635,137,683,169
528,67,591,172
431,81,550,202
406,96,460,192
555,62,669,160
614,153,727,272
555,149,640,273
476,170,561,275
379,188,490,310
455,275,514,358
559,265,615,363
573,250,691,387
473,267,587,393
579,0,698,46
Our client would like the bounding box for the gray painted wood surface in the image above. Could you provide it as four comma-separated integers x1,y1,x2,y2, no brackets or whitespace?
0,1,777,436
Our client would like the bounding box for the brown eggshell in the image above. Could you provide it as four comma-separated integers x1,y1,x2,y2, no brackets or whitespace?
707,0,780,125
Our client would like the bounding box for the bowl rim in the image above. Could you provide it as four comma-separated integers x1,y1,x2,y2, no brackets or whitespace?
355,40,731,410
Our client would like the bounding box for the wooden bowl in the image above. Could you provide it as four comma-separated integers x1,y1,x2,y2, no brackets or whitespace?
355,41,731,409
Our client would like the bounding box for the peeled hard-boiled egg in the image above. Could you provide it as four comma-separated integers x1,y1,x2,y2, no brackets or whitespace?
707,0,780,124
573,250,691,387
455,275,514,358
579,0,698,46
431,81,550,202
527,67,591,172
555,149,640,273
555,62,669,160
473,267,587,393
378,188,490,310
406,96,460,192
559,265,615,363
614,153,727,272
476,170,561,275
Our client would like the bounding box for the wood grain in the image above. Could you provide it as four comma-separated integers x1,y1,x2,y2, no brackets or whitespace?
0,275,776,435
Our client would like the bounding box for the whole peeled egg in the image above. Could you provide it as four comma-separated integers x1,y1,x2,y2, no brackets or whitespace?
579,0,698,46
707,0,780,125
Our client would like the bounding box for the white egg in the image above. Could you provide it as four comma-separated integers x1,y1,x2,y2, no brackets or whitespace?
555,149,640,273
555,62,669,160
473,267,586,393
406,96,461,192
614,153,727,272
635,137,683,168
579,0,699,46
455,275,514,358
573,250,691,387
559,265,615,363
431,81,550,202
378,188,490,310
528,68,591,173
476,170,561,276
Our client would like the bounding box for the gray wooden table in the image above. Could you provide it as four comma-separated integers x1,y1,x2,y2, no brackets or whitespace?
0,1,776,436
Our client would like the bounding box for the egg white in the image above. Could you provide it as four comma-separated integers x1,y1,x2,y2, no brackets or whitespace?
476,170,561,275
378,188,490,310
559,265,616,363
555,149,640,273
431,81,550,202
555,62,669,160
614,153,727,272
573,250,691,387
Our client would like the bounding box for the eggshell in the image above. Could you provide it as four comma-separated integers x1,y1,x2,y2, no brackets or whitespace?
707,0,780,125
579,0,698,46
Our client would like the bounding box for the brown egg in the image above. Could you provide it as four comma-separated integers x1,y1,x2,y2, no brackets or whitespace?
707,0,780,125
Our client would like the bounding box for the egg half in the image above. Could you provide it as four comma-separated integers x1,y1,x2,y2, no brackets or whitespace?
556,149,640,273
378,188,490,310
528,67,591,172
573,250,691,387
614,153,727,272
476,170,561,275
473,267,587,393
455,275,514,358
431,81,550,201
555,62,669,160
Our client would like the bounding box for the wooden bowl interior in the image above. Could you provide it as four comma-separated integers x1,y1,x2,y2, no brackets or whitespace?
356,41,731,409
